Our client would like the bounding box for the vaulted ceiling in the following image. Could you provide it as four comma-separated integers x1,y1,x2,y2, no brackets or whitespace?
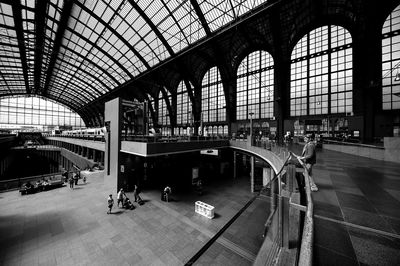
0,0,399,126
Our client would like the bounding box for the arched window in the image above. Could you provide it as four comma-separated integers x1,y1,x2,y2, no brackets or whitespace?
290,25,353,116
158,89,171,126
382,4,400,110
236,50,274,120
201,67,226,123
176,81,193,126
0,96,85,128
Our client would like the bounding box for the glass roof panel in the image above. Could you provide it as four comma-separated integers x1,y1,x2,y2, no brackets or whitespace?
198,0,234,32
198,0,268,31
38,0,64,91
1,0,270,112
0,3,24,95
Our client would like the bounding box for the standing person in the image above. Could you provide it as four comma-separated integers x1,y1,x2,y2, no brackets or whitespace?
293,134,318,192
69,175,74,189
163,185,172,202
117,188,125,208
133,185,139,202
107,194,114,214
73,172,79,186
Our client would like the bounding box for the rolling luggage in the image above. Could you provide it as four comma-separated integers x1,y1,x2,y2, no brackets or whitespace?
137,195,144,205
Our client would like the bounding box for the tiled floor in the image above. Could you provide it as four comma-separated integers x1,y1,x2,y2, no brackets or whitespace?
0,147,399,266
310,148,400,266
0,171,263,266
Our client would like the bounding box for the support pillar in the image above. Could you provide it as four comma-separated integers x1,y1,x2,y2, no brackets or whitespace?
250,156,255,193
93,150,97,162
100,151,104,166
105,97,122,193
233,151,237,179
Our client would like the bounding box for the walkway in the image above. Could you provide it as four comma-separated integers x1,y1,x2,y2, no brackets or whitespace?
0,147,399,265
0,170,264,266
309,147,400,265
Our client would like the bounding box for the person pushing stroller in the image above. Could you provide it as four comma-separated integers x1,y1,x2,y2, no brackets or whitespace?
123,197,135,210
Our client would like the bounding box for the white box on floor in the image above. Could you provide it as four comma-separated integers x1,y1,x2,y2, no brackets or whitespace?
195,201,214,219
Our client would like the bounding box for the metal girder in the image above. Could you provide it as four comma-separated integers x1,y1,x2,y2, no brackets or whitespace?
189,0,211,36
128,0,175,56
74,0,151,70
42,0,73,97
50,67,103,97
64,29,133,79
54,28,131,102
50,82,92,105
160,0,190,45
228,0,237,19
33,0,47,94
56,56,111,92
11,1,30,94
59,44,120,86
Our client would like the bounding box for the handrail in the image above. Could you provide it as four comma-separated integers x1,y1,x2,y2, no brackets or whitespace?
294,155,314,266
323,139,384,149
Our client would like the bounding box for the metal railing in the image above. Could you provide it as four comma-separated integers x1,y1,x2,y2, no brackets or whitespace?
294,156,314,266
242,136,313,266
120,133,230,143
43,134,105,142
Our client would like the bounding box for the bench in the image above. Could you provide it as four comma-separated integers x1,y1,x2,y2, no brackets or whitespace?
19,175,64,195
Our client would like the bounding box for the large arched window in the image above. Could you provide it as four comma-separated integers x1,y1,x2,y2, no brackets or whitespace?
236,50,274,120
290,25,353,116
176,81,193,126
158,89,171,126
382,4,400,110
201,67,226,123
0,96,85,128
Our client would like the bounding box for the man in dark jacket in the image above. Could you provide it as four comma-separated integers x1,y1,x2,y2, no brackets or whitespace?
298,134,318,191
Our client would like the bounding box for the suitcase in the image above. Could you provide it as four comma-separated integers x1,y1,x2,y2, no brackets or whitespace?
161,191,166,201
137,195,144,205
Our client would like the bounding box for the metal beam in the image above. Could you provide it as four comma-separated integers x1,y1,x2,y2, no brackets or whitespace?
33,0,47,94
11,1,30,94
189,0,211,36
42,0,73,97
55,28,132,102
128,0,175,56
74,0,151,69
50,68,103,97
56,57,111,92
65,29,133,79
59,44,120,86
160,0,189,45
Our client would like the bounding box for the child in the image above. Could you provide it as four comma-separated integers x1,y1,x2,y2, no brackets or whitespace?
107,194,114,214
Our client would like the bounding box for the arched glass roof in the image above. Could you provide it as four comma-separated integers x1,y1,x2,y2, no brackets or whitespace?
0,0,269,114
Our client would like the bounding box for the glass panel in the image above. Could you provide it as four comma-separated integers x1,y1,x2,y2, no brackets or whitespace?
290,25,353,116
0,96,85,129
382,4,400,110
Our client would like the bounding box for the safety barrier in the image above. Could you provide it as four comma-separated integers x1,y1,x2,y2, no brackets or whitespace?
195,201,215,219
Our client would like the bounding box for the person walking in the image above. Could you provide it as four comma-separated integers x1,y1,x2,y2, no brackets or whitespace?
292,134,318,192
117,188,125,208
107,194,114,214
